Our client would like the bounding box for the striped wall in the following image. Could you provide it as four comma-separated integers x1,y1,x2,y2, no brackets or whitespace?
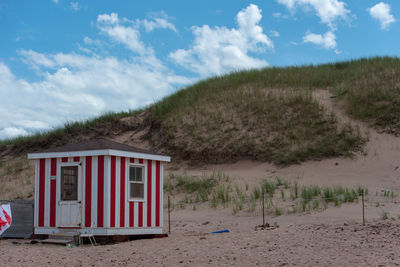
34,155,164,229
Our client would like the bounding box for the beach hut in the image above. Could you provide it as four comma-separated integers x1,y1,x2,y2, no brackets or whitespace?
27,138,170,236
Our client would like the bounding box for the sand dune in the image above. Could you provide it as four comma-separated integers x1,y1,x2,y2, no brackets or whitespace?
1,91,400,266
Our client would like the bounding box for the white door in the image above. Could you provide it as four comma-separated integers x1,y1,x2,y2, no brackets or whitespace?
58,164,82,227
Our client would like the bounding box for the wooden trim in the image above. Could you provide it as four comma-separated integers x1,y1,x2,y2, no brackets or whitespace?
128,164,146,201
147,160,152,227
110,156,116,227
28,149,171,162
85,156,92,227
35,227,163,235
120,157,126,228
156,161,160,227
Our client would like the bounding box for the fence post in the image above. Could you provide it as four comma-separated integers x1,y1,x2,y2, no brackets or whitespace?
361,188,365,226
262,190,265,226
168,195,171,233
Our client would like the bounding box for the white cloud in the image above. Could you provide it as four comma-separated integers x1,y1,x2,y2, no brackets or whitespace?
100,24,145,53
277,0,350,29
97,13,157,57
19,49,55,69
0,12,191,139
141,13,177,32
272,12,290,19
83,36,94,45
270,30,280,37
276,0,296,9
278,0,349,51
303,30,336,49
0,127,28,139
83,37,102,47
368,2,395,29
70,2,81,12
15,120,50,130
169,4,272,77
52,0,59,4
97,13,119,25
96,13,177,58
0,51,191,139
0,7,273,139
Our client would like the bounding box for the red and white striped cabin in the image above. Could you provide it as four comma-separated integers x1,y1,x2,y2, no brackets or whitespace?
27,138,170,236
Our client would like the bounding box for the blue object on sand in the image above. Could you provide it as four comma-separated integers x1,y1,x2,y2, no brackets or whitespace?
210,229,229,234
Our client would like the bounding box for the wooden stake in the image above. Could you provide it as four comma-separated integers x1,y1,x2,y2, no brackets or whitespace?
262,190,265,226
362,188,365,226
168,195,171,233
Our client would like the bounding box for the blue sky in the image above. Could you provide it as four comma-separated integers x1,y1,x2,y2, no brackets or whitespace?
0,0,399,139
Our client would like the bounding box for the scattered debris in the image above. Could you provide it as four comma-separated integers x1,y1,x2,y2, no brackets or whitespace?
255,223,279,231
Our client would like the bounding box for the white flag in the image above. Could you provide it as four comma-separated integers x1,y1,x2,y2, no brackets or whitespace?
0,204,12,236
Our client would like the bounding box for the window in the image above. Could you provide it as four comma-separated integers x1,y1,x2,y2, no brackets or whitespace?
129,166,144,199
61,166,78,201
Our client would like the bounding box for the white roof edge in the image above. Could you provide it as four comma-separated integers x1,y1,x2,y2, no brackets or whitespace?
28,149,171,162
108,149,171,162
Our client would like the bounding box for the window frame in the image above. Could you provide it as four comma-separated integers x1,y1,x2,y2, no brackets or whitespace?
58,161,81,203
128,163,146,202
60,165,79,201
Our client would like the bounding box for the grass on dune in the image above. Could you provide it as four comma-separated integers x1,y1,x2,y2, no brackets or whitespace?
2,56,400,165
148,83,365,164
151,56,400,135
146,57,400,164
165,172,371,216
331,57,400,135
0,110,144,146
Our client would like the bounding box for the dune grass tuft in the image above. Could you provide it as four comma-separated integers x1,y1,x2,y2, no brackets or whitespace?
167,172,372,217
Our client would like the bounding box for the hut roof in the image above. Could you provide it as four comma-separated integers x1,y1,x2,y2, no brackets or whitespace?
28,138,170,162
